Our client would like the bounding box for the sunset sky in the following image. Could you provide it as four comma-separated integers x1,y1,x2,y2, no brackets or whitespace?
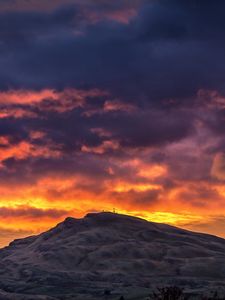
0,0,225,246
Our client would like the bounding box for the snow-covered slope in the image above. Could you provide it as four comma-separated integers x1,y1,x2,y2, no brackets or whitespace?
1,212,225,299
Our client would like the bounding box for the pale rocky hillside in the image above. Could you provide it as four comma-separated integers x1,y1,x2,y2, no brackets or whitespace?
0,212,225,299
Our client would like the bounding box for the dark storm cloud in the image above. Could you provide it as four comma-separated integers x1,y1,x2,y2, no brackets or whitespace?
0,0,225,103
178,184,223,208
112,188,161,208
0,117,28,144
29,107,193,151
1,1,225,243
0,6,78,36
0,206,69,218
0,153,112,185
0,0,224,208
0,0,142,12
0,89,195,155
93,109,194,148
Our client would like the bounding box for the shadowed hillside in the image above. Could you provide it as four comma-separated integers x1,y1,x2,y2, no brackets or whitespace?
0,212,225,299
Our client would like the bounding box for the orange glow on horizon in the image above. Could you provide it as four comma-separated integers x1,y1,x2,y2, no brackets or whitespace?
0,88,224,247
0,163,224,247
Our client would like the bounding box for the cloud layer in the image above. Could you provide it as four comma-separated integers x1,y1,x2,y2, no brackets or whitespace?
0,0,224,243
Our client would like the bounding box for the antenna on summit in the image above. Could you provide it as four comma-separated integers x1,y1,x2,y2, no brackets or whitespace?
113,208,116,213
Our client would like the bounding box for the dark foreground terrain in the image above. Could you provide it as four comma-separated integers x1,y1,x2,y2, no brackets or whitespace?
0,212,225,299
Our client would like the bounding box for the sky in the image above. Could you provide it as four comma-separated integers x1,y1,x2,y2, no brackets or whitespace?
0,0,225,246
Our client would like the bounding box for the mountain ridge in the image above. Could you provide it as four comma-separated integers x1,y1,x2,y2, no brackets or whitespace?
8,211,224,247
0,212,225,299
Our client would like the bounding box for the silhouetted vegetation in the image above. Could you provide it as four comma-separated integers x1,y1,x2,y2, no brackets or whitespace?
104,289,111,295
146,287,225,300
101,286,225,300
103,288,112,298
150,286,187,300
202,291,225,300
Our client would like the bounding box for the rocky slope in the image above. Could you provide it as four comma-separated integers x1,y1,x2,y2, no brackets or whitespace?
0,212,225,299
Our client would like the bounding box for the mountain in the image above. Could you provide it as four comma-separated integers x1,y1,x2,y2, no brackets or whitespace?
0,212,225,299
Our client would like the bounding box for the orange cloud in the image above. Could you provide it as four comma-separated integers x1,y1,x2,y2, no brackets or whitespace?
0,141,60,163
104,100,136,112
0,168,224,247
0,88,108,117
0,88,224,247
81,140,119,154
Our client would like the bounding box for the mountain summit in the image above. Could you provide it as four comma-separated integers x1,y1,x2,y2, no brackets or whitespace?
0,212,225,299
